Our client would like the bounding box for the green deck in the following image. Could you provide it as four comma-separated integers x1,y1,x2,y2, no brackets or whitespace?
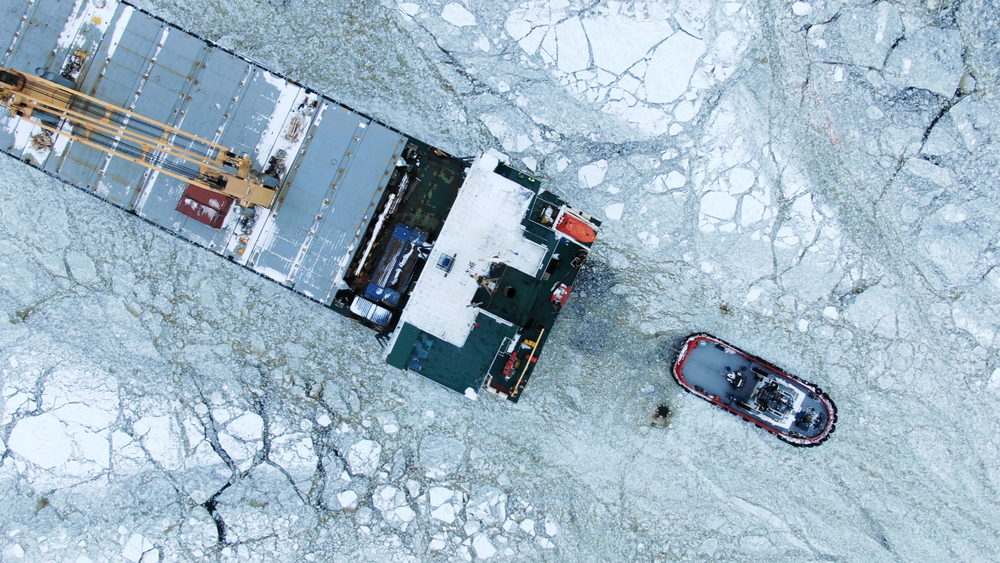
388,316,518,395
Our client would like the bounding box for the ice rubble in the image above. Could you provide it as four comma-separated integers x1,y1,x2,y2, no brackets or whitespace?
2,0,1000,561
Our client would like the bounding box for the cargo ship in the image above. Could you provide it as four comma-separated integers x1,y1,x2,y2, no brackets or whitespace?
672,333,837,446
0,0,601,401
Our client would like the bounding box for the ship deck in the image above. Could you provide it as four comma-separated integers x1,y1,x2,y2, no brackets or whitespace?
1,0,414,307
1,0,599,401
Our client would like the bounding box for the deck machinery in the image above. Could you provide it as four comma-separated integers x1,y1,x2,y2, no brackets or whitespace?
0,0,601,401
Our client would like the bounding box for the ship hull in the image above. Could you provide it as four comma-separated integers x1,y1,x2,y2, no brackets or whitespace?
672,333,837,447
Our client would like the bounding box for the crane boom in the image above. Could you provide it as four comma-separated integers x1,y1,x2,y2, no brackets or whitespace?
0,67,277,208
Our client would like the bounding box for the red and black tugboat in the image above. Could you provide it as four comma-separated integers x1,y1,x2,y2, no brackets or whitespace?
672,333,837,447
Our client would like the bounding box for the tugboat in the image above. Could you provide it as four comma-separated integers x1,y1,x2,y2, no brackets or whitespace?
672,333,837,447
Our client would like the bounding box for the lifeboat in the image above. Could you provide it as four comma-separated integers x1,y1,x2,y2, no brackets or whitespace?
555,212,597,243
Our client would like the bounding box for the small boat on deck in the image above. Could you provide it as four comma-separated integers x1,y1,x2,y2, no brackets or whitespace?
672,333,837,447
555,210,598,243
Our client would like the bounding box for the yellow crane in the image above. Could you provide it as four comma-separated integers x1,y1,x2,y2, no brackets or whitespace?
0,67,277,208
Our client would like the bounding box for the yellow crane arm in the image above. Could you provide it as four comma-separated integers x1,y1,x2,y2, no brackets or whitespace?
0,67,276,208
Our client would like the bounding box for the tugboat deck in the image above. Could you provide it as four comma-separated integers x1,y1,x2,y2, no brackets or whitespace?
673,334,837,446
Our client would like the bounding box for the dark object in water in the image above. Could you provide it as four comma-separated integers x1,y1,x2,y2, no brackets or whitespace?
651,403,671,427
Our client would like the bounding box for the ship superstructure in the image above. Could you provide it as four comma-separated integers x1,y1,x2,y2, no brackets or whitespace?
0,0,600,401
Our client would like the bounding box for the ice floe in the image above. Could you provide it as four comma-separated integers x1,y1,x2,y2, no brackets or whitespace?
347,439,383,476
428,486,453,507
645,33,706,104
885,27,964,97
472,533,496,558
441,3,477,27
700,192,738,221
374,484,417,526
418,434,464,479
121,532,156,563
578,160,608,188
7,413,73,469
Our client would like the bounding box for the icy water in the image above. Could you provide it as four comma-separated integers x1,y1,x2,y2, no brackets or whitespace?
2,0,999,561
